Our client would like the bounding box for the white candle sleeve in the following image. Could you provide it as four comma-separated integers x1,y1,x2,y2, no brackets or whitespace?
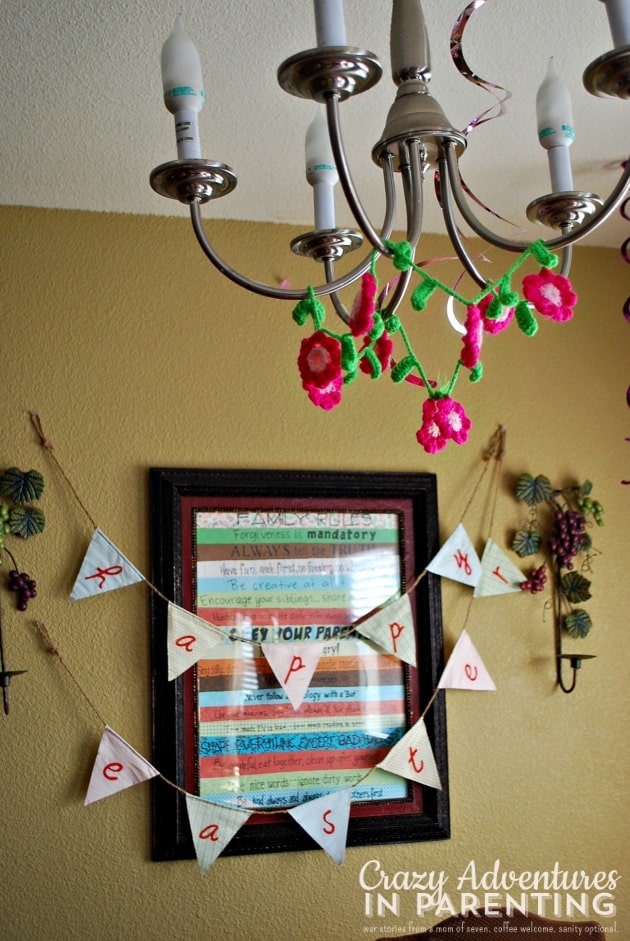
306,107,339,231
314,0,347,46
601,0,630,47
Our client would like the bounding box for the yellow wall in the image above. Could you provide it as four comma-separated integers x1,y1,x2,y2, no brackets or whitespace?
0,205,627,940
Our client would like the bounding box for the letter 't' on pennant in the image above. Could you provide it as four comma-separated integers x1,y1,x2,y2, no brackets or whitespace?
261,642,325,711
186,795,252,875
167,603,224,680
426,523,482,587
288,788,352,865
377,717,441,790
473,539,527,597
70,528,145,600
438,629,496,691
355,593,416,666
84,726,159,805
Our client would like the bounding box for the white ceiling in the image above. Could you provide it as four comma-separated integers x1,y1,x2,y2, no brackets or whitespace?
1,0,627,247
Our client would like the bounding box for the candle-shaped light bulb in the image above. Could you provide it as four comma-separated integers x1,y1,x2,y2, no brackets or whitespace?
536,58,575,193
314,0,347,46
305,107,338,232
161,17,205,160
601,0,630,47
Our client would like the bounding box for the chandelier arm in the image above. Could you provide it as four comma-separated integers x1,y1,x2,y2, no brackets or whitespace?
380,142,424,318
557,244,572,278
443,142,630,253
437,152,489,289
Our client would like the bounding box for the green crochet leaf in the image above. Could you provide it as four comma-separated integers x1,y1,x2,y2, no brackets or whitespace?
515,473,552,506
511,528,542,557
560,571,592,603
8,505,45,538
340,335,357,372
0,467,44,504
564,608,592,639
363,347,382,379
391,356,416,383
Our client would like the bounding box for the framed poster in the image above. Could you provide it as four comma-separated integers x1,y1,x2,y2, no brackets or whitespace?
149,468,449,861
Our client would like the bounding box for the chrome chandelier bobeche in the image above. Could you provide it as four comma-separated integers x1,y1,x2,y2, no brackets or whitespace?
150,0,630,323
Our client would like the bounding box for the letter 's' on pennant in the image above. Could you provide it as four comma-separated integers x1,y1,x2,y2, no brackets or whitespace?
426,523,482,587
288,788,353,865
261,642,325,710
473,539,526,597
377,717,441,789
186,795,252,875
438,629,496,690
354,593,417,666
70,528,145,600
167,602,224,680
84,726,159,805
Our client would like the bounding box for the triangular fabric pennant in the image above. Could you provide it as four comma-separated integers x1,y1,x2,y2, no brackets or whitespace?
377,717,441,790
355,593,416,666
473,539,527,597
261,642,325,710
438,629,496,691
426,523,482,587
186,795,252,875
70,528,145,600
288,788,352,865
84,726,159,805
167,603,224,680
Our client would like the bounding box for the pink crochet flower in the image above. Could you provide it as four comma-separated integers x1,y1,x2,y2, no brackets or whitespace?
298,331,342,389
478,292,514,334
416,396,472,453
522,268,577,322
305,375,343,411
359,331,394,374
461,305,483,369
349,272,378,337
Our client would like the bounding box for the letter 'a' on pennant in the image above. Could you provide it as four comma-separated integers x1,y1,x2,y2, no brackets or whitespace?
473,539,527,597
377,717,441,790
261,642,325,711
426,523,482,587
438,629,496,691
84,726,159,805
288,788,352,865
167,603,224,680
355,593,416,667
186,795,252,875
70,528,145,600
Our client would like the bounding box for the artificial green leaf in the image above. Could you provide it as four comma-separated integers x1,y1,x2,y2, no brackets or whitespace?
391,356,416,383
340,335,357,372
564,609,592,639
511,528,542,557
515,473,552,506
0,467,44,504
560,571,592,603
8,505,45,538
579,531,592,553
579,480,593,498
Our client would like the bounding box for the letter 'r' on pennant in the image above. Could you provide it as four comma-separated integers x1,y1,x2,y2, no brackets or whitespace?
186,795,252,875
377,717,441,790
438,629,496,691
355,593,416,666
167,603,224,680
84,726,159,805
261,642,325,711
473,539,527,597
426,523,482,587
70,528,145,600
288,788,352,865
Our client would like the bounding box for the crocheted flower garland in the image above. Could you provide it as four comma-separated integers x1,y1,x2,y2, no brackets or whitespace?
292,240,577,453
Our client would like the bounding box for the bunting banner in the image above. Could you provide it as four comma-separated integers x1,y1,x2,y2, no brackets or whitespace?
438,629,496,691
288,788,353,865
70,528,145,600
261,642,325,711
426,523,482,587
354,593,417,667
473,539,526,597
186,795,252,875
167,603,224,681
84,726,159,805
377,717,441,790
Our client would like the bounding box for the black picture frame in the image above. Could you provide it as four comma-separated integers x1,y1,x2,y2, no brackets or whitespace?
149,468,449,861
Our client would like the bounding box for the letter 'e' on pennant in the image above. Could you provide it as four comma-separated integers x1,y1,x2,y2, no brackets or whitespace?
167,603,224,680
70,528,144,600
377,717,441,790
473,539,527,597
186,795,252,875
288,788,352,865
426,523,482,587
84,726,159,805
355,593,416,666
438,629,496,691
261,642,325,710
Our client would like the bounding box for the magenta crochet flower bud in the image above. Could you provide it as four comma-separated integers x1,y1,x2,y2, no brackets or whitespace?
478,291,514,334
349,272,378,337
